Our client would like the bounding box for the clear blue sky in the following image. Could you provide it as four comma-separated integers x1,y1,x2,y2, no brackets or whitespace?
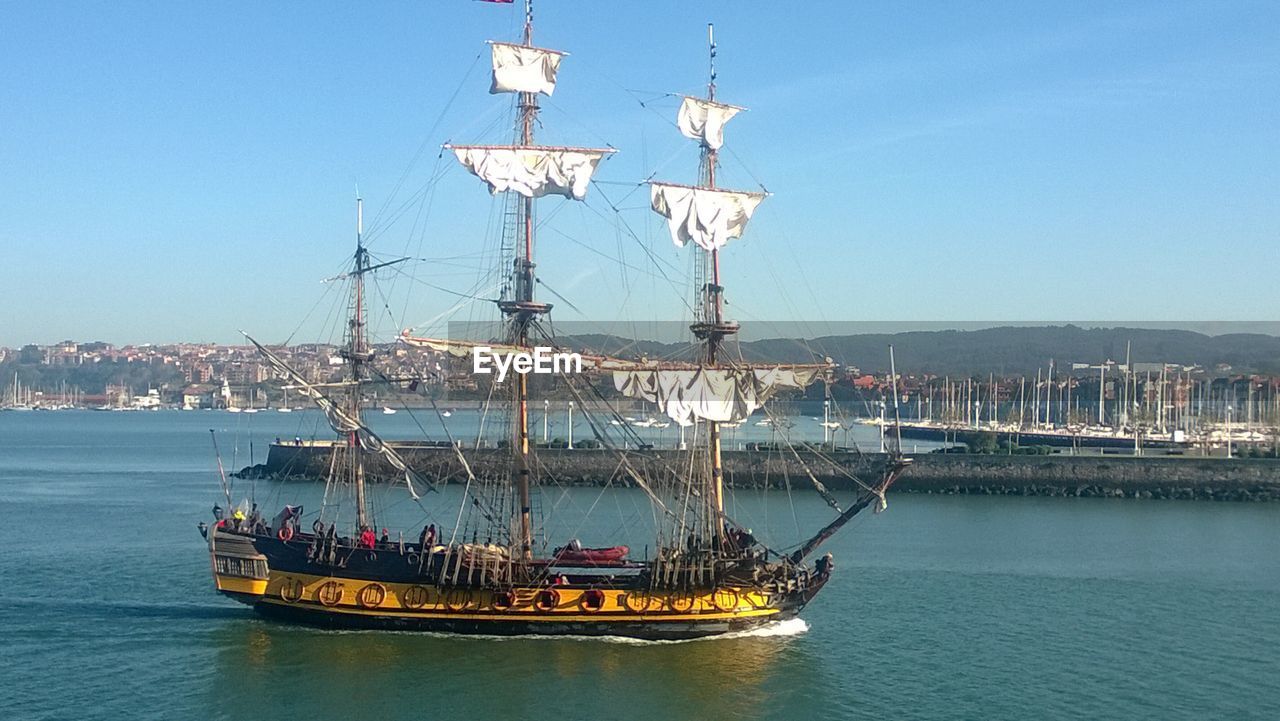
2,1,1277,347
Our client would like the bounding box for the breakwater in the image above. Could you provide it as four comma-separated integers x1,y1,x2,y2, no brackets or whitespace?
242,442,1280,502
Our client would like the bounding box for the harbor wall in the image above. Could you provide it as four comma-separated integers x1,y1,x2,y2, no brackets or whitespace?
247,443,1280,502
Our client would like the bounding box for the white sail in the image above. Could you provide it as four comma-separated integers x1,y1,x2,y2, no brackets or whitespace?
490,42,564,96
649,183,765,252
677,97,741,150
613,366,821,427
451,146,612,200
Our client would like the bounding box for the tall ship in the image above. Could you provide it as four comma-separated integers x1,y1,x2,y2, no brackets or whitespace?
203,4,908,640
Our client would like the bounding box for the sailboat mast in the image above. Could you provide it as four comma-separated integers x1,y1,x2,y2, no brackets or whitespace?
348,197,369,529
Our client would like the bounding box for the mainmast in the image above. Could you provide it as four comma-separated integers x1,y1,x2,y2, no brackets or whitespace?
511,0,539,561
448,0,614,560
343,197,372,530
646,25,768,554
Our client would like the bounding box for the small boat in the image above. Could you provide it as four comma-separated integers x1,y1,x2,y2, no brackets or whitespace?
383,407,397,415
553,545,631,564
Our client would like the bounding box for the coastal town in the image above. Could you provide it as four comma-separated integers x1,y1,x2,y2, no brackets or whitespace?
6,334,1280,459
0,339,445,410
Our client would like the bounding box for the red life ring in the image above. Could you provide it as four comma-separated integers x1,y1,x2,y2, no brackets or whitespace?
580,589,606,612
492,590,516,610
277,526,294,542
534,588,560,611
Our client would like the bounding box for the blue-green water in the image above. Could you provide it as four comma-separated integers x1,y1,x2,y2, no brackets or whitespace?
2,411,1278,720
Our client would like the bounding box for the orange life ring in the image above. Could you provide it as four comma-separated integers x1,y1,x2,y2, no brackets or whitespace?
279,577,304,603
317,581,343,607
402,585,431,610
534,588,560,612
623,591,653,613
667,593,694,613
277,525,294,542
580,589,606,612
443,588,471,612
711,588,739,612
357,583,387,609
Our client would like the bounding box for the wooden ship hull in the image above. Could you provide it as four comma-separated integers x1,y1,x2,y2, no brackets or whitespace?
209,527,826,640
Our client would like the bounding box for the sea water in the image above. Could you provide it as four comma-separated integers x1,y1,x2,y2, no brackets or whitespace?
1,410,1277,720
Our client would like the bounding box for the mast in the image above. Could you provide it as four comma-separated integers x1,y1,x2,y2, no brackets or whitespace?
511,0,537,561
700,23,730,549
447,0,613,560
344,196,371,530
643,25,771,553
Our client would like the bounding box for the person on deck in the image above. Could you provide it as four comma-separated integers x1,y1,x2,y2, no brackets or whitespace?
815,552,835,577
419,523,437,549
380,528,390,546
359,527,377,549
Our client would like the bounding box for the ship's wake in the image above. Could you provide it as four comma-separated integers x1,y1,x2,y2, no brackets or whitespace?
302,617,811,645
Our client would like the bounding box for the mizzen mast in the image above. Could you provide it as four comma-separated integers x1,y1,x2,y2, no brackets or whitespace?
342,196,372,530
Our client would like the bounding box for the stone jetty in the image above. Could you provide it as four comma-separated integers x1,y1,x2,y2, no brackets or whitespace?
240,442,1280,502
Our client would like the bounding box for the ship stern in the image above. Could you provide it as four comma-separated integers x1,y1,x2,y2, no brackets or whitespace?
207,526,269,604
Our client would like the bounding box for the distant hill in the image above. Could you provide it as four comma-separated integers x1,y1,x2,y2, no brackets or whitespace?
564,325,1280,376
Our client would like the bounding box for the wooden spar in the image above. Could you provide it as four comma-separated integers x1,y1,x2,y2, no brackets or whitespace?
702,22,728,549
350,197,369,530
789,459,910,564
510,0,537,560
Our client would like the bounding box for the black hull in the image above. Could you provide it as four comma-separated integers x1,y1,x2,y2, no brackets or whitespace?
252,598,802,641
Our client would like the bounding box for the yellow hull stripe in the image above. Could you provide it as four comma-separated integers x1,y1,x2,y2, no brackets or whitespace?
244,569,781,623
215,575,268,596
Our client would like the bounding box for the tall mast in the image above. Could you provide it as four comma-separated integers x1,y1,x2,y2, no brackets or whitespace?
447,0,613,559
345,196,371,529
511,0,537,560
697,23,732,550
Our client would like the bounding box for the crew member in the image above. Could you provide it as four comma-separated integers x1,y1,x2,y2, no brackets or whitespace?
815,552,835,577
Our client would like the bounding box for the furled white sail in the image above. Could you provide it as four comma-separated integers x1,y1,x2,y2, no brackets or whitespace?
649,183,765,252
613,366,821,427
677,97,741,150
490,42,564,96
451,146,611,200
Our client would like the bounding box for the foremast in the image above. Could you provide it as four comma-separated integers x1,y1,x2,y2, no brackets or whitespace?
650,25,767,554
448,0,613,560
